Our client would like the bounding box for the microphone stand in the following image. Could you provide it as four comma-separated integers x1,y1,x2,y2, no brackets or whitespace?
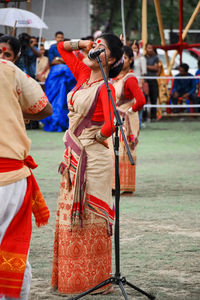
68,56,155,300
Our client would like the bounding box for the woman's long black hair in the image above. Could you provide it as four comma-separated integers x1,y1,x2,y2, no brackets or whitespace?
123,45,134,69
99,33,124,78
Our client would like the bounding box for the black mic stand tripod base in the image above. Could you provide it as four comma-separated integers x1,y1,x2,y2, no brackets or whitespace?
67,56,155,300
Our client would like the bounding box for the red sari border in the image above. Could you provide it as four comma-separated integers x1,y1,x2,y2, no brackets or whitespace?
0,156,49,297
87,194,115,227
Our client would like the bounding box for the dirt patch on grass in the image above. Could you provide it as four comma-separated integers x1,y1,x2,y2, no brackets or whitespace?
28,122,200,300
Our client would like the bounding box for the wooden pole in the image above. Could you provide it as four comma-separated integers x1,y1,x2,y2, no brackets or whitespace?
182,1,200,40
142,0,148,54
167,0,200,74
179,0,183,63
154,0,170,68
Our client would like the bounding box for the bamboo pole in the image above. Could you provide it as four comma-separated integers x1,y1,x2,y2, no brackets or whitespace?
154,0,170,68
167,0,200,74
17,0,20,9
142,0,148,54
11,21,17,37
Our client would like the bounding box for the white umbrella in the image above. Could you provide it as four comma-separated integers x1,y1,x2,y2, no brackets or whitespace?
0,7,48,29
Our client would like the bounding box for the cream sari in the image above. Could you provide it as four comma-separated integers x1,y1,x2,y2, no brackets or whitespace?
51,81,114,294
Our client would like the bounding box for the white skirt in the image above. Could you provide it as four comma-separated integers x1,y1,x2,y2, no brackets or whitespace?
0,178,32,300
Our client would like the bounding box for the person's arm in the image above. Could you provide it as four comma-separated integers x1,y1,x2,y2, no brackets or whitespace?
51,56,64,65
140,56,147,75
147,64,159,72
48,45,54,63
147,56,159,72
124,77,146,111
172,77,178,94
187,77,196,95
15,66,52,120
195,70,200,87
96,83,116,138
94,84,116,148
23,102,52,120
30,45,41,57
57,40,92,82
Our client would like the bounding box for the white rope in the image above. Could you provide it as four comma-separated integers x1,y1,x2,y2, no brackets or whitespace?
137,75,200,80
144,104,200,108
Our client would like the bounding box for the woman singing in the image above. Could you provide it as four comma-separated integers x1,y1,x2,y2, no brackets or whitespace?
111,46,146,193
51,33,124,295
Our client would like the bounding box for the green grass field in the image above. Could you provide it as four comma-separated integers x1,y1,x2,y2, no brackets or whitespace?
28,120,200,300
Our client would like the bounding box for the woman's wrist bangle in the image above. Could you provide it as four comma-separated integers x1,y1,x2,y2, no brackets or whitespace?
96,131,107,142
70,39,80,50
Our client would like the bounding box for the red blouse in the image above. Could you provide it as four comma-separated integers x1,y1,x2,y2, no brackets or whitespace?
57,42,115,137
123,73,146,111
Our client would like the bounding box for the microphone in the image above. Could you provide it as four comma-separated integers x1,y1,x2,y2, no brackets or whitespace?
88,48,105,60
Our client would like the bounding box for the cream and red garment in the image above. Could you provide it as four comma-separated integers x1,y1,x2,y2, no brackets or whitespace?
111,71,146,191
0,59,48,186
0,60,49,298
0,157,50,298
51,42,115,294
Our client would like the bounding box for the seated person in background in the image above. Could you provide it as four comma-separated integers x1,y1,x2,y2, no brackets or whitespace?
36,43,50,83
48,31,65,66
171,63,196,113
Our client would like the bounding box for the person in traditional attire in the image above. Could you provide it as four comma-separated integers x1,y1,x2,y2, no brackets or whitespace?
36,43,50,83
0,51,52,299
51,33,124,295
111,46,146,193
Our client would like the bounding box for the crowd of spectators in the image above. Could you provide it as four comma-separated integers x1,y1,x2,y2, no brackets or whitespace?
0,30,200,127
